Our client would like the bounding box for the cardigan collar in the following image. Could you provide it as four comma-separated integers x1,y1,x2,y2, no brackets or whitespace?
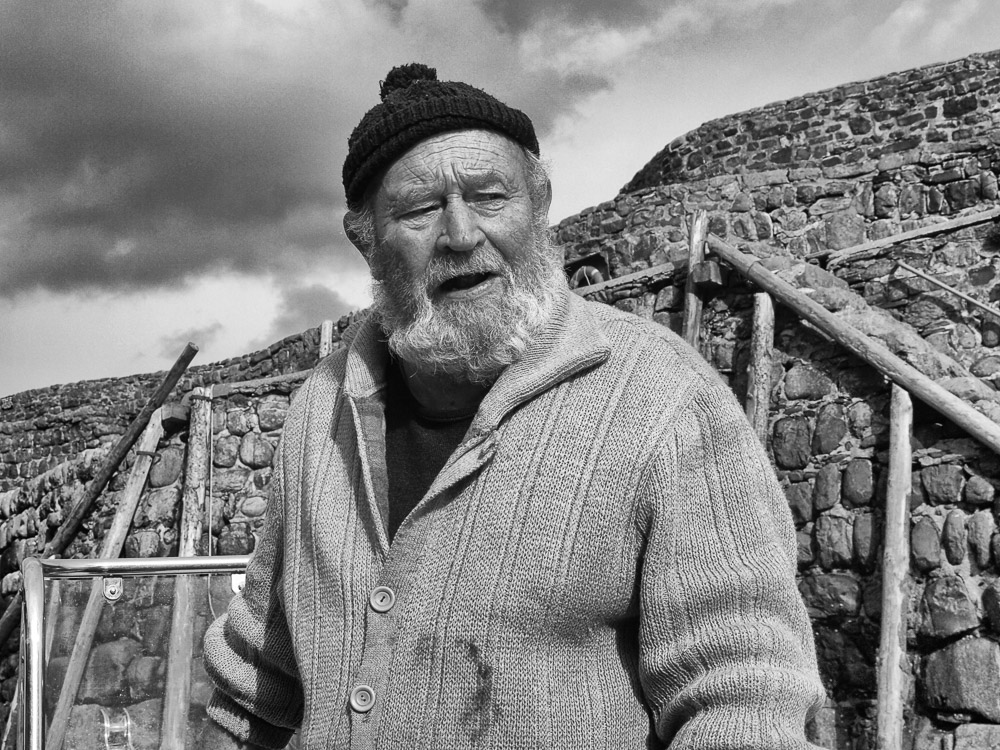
341,287,611,429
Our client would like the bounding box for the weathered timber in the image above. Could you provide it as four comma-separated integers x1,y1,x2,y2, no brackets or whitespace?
46,412,166,750
0,343,198,649
896,260,1000,321
816,206,1000,264
160,388,212,750
708,234,1000,455
320,319,335,359
683,210,710,350
745,292,775,444
876,385,912,750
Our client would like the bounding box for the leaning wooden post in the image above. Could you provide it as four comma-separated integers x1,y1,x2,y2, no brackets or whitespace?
877,385,912,750
160,388,212,750
45,412,166,750
0,343,197,649
319,319,335,359
682,211,709,350
707,234,1000,455
745,292,775,444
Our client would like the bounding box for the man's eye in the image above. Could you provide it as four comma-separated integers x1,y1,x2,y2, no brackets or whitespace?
475,193,506,204
401,205,436,219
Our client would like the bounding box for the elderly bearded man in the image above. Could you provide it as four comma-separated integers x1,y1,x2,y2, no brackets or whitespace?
200,64,826,750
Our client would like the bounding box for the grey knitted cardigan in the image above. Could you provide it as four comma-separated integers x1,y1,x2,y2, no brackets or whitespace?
203,290,826,749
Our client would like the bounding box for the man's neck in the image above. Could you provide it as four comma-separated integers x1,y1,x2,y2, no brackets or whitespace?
397,360,491,420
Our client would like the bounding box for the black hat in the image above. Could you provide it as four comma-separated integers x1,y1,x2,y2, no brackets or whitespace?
342,63,539,209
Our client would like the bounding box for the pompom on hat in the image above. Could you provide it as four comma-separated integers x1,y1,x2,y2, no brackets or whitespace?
342,63,539,209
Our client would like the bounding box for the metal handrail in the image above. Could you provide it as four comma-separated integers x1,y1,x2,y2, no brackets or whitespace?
19,555,250,750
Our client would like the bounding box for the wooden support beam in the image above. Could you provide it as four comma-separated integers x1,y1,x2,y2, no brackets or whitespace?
319,319,335,359
683,210,710,351
815,206,1000,265
895,260,1000,321
745,292,775,445
877,385,913,750
0,343,198,649
707,234,1000,455
160,388,212,750
571,260,685,297
47,413,166,750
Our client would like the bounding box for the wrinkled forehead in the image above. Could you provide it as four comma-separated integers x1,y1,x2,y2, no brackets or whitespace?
376,129,529,198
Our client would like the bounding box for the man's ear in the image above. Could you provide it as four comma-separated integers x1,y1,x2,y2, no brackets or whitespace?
343,211,372,259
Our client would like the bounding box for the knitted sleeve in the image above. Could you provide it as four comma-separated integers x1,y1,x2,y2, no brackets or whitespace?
636,377,827,749
202,444,303,749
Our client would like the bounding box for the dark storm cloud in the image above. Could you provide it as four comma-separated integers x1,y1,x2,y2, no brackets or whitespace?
0,2,349,297
253,283,357,349
0,0,618,300
476,0,662,34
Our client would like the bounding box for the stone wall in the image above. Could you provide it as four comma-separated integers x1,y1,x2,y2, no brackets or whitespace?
0,314,357,492
623,49,1000,195
556,47,1000,750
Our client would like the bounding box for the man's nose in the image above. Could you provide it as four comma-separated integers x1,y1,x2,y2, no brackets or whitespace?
437,200,483,253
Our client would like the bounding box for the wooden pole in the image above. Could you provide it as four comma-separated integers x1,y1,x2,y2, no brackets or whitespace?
159,388,212,750
877,385,912,750
683,210,710,351
0,343,197,649
46,413,165,750
707,234,1000,455
811,205,1000,263
745,292,775,445
895,260,1000,322
319,320,335,359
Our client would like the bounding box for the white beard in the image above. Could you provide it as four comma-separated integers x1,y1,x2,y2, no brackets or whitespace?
369,225,566,384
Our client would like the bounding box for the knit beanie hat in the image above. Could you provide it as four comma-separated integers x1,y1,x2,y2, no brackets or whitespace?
342,63,539,209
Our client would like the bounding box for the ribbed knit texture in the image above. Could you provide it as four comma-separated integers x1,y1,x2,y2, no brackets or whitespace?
342,63,539,208
203,290,827,749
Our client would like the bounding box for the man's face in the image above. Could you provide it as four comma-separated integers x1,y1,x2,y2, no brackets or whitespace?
364,129,563,383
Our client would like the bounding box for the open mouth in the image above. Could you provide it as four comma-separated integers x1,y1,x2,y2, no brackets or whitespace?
438,272,492,293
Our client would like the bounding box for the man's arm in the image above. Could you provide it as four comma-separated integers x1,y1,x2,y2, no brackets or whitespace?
201,448,304,749
637,380,826,749
196,718,269,750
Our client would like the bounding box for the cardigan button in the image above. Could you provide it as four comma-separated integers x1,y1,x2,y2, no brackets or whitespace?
369,586,395,613
349,685,375,713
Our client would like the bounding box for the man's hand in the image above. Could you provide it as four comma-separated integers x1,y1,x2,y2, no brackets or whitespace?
196,719,270,750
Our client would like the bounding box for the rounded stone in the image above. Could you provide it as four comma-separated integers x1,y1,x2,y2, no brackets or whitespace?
226,409,255,437
923,638,1000,722
257,397,290,432
785,365,836,401
147,446,184,488
213,436,240,469
846,401,873,437
239,433,275,470
968,510,995,569
965,474,995,507
943,510,968,565
785,481,814,526
815,510,853,570
797,524,815,569
135,486,180,527
853,513,877,571
773,417,812,470
798,572,861,619
919,576,979,640
922,464,965,505
239,495,267,519
842,459,874,507
813,463,842,513
911,516,941,572
971,355,1000,378
217,523,255,555
984,583,1000,635
812,404,847,455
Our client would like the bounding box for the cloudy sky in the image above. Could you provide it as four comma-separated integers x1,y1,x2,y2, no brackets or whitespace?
2,0,998,395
